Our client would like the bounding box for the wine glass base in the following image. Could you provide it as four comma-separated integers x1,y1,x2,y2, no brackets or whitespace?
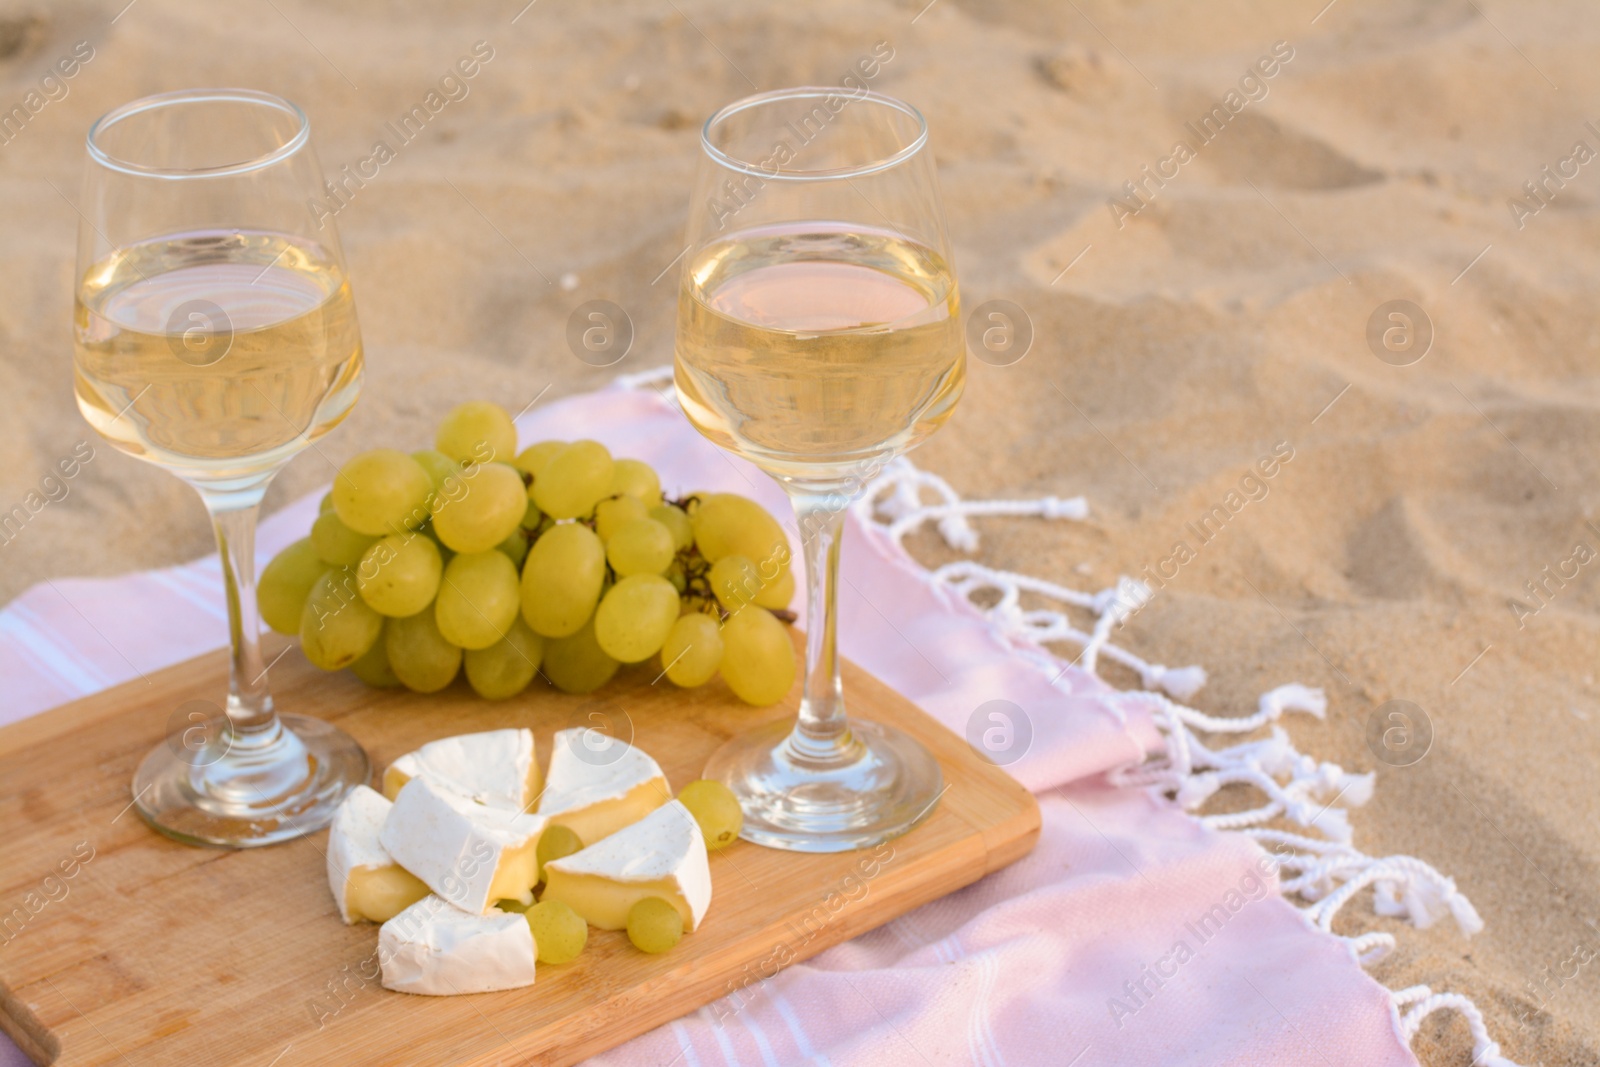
703,717,943,853
132,713,369,849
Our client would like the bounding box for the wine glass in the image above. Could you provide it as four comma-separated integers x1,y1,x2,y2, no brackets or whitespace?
675,88,963,851
73,90,368,847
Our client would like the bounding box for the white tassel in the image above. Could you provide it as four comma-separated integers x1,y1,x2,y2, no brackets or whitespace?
1175,773,1222,809
1260,683,1328,720
937,513,980,551
1133,663,1206,700
1396,988,1523,1066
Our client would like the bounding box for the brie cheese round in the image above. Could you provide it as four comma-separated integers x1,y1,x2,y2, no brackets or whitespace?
378,895,537,996
542,799,712,932
382,728,540,811
380,777,547,914
537,727,670,846
326,785,429,924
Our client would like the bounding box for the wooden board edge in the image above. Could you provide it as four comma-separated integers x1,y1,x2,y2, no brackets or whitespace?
0,977,58,1066
981,787,1042,876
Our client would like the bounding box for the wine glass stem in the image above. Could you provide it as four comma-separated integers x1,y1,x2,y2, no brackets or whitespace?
786,490,854,764
199,492,278,743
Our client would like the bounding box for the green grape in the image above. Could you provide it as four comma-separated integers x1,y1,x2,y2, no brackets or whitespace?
432,462,527,554
689,493,791,579
332,449,433,536
349,628,401,687
541,618,619,693
299,569,382,670
494,897,530,914
436,550,521,650
719,607,796,706
386,608,462,693
648,504,694,552
318,492,335,514
356,533,442,617
512,440,565,478
678,779,742,851
665,561,688,595
660,613,723,688
593,575,679,663
311,510,378,567
608,458,662,506
463,617,544,700
411,448,460,495
520,523,605,638
709,554,761,613
435,400,517,465
710,554,793,611
594,494,648,542
753,565,795,610
259,538,329,635
535,824,583,882
533,440,614,519
497,529,530,569
606,518,675,577
526,899,587,965
626,897,683,954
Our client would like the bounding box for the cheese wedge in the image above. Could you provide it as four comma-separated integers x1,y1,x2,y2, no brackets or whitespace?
542,799,712,932
537,727,670,847
382,728,540,811
380,777,546,914
326,785,429,924
378,895,536,996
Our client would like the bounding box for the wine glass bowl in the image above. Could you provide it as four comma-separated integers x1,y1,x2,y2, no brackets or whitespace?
73,90,368,847
675,88,962,852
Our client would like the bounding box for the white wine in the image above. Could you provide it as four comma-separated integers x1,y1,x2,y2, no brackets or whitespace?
675,224,963,486
74,230,362,486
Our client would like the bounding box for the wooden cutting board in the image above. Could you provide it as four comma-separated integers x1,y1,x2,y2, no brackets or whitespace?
0,631,1039,1067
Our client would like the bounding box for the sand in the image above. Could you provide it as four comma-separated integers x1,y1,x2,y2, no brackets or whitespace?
0,0,1596,1063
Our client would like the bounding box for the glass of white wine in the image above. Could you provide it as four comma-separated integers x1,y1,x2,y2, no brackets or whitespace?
676,88,964,851
73,90,368,847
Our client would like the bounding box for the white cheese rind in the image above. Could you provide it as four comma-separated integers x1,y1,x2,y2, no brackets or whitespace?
378,896,536,996
384,728,538,810
380,777,546,914
327,785,398,924
538,727,669,841
545,799,712,930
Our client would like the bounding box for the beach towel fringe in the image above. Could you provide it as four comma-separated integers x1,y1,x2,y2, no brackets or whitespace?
849,454,1522,1067
1393,986,1519,1067
619,370,1521,1067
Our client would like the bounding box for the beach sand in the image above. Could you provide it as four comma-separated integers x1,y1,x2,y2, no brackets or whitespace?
0,1,1595,1063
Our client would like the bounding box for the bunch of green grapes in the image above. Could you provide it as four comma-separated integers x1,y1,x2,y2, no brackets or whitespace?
258,400,799,704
